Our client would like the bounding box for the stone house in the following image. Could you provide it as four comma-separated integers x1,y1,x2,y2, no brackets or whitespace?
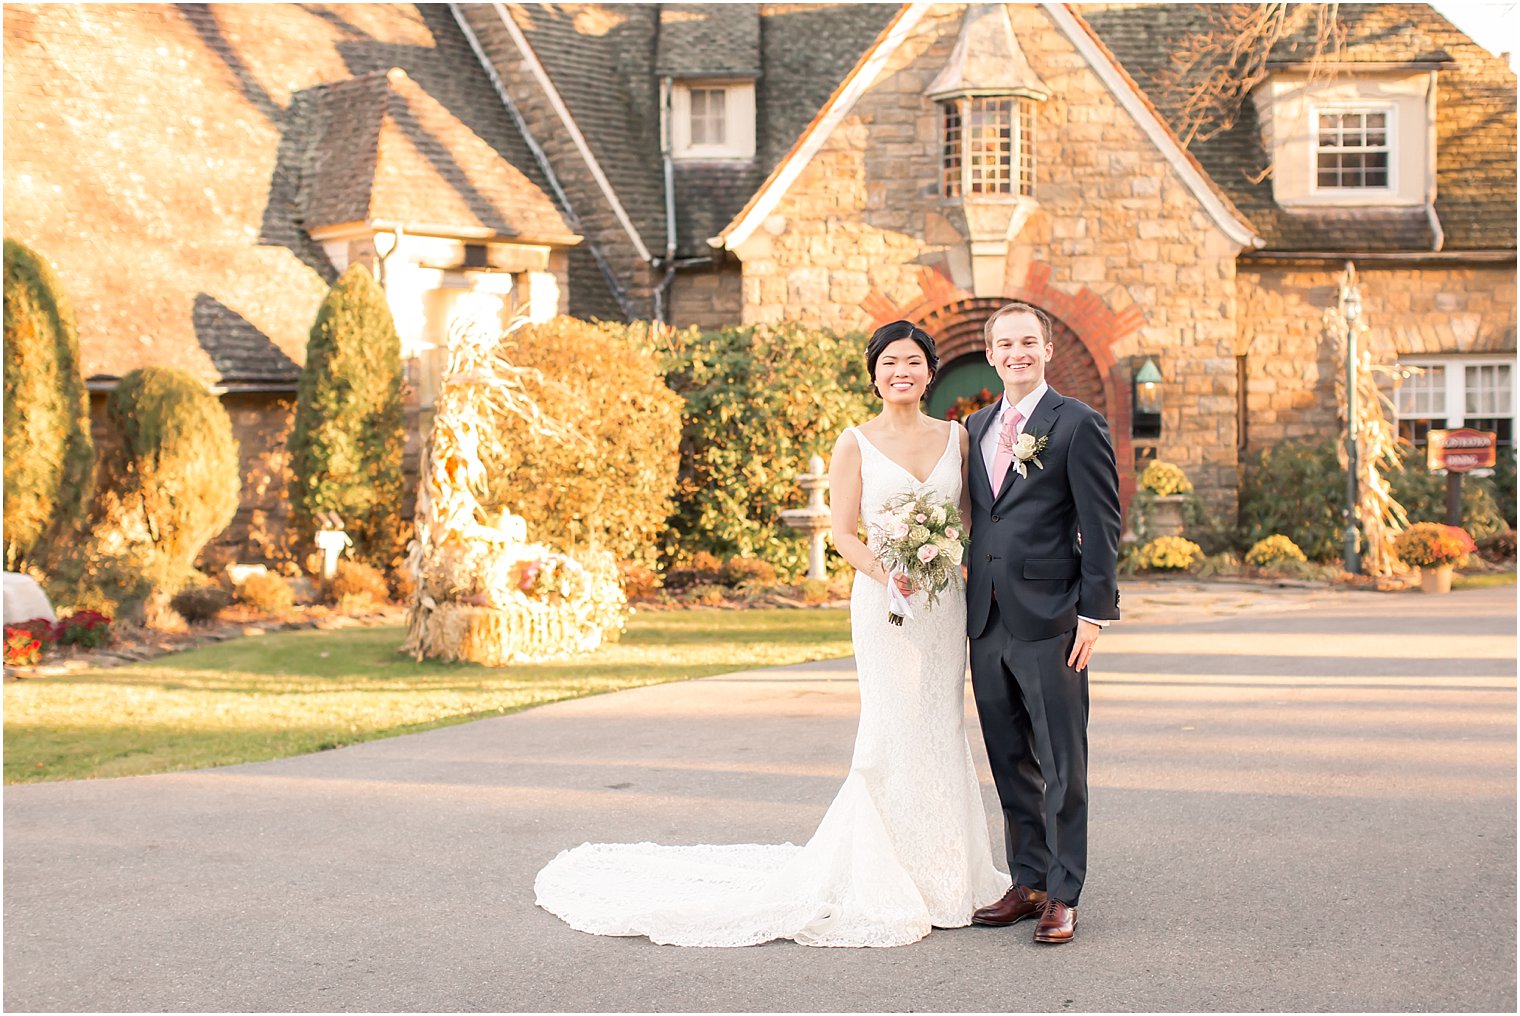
4,3,1514,553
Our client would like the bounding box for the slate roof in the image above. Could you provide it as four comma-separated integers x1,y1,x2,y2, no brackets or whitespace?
2,3,582,387
297,68,577,243
457,2,899,273
656,4,760,78
1079,2,1517,253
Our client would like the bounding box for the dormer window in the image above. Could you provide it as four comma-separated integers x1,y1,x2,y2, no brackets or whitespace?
941,96,1037,198
671,80,755,161
1314,106,1391,190
1253,67,1439,209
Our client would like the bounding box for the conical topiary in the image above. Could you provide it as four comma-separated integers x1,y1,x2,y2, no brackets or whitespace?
93,366,242,597
3,239,95,569
288,264,406,569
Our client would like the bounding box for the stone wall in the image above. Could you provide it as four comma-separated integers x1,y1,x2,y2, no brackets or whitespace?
1237,261,1518,452
729,3,1249,514
669,261,743,331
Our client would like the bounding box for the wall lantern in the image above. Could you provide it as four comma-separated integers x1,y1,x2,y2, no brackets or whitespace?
1134,357,1163,415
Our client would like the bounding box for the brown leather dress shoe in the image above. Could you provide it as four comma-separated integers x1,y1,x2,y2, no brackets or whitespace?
971,884,1047,926
1033,899,1077,943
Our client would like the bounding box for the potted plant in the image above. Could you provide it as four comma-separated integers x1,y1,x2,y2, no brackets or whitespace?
1136,461,1193,537
1393,523,1476,594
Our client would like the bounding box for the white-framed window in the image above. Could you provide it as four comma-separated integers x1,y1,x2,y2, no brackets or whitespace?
1312,104,1393,192
671,80,755,161
941,95,1036,199
1396,357,1515,449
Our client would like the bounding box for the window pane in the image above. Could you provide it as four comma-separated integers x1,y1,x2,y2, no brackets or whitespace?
942,101,962,197
1466,363,1513,416
1315,108,1391,189
690,88,725,145
1397,363,1446,417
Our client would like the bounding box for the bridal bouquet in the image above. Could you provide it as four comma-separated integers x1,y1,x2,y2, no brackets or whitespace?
867,490,967,625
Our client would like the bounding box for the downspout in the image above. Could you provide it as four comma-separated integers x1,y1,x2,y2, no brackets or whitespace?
448,2,637,319
1425,69,1445,252
655,75,678,325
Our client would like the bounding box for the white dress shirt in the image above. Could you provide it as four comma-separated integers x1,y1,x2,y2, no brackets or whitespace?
978,381,1111,629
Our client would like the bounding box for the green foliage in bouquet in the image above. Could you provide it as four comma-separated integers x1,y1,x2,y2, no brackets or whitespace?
3,239,95,569
1238,439,1346,562
90,367,241,602
481,317,683,572
662,322,873,576
288,265,406,570
1388,444,1510,540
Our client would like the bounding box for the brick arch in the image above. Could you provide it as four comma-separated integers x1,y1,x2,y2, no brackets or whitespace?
865,262,1149,505
917,297,1107,415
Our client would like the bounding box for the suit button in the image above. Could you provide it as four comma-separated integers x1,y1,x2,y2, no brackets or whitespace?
991,514,1000,522
985,554,993,562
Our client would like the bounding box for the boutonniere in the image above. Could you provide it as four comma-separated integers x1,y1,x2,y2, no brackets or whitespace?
1000,430,1050,479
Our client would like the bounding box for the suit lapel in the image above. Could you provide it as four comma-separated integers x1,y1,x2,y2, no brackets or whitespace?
994,387,1065,505
967,403,997,497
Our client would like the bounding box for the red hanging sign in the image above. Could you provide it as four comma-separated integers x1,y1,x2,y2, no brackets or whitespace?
1427,429,1498,473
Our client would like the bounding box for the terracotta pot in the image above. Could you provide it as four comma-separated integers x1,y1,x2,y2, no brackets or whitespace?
1420,563,1454,594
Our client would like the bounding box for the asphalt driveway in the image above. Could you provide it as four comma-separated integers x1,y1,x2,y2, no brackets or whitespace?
4,584,1515,1012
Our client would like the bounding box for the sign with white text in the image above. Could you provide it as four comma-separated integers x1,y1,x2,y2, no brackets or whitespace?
1427,429,1498,473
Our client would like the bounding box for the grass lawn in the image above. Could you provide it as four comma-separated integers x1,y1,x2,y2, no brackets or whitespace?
1453,570,1517,590
4,608,851,784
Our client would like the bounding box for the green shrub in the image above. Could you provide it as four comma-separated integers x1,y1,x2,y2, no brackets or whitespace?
1239,439,1346,562
239,571,295,615
90,367,241,601
722,556,778,586
662,322,873,576
327,558,389,611
1245,534,1308,568
1388,444,1510,541
793,577,834,604
3,239,94,568
288,265,406,570
481,317,682,571
169,584,231,623
1193,551,1242,578
683,582,728,606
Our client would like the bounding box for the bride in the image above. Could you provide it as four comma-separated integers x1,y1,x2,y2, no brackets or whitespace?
534,320,1007,947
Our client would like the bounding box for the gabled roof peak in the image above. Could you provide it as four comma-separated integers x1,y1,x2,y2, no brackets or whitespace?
927,3,1049,101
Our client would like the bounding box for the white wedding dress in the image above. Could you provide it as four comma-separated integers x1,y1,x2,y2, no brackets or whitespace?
534,425,1007,947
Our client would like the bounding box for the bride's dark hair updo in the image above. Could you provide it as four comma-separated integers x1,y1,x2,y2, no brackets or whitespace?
866,320,940,397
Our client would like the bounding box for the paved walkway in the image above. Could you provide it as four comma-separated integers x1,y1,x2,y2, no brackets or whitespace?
5,585,1515,1012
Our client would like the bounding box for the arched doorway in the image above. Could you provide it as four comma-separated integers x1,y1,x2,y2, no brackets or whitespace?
919,297,1110,421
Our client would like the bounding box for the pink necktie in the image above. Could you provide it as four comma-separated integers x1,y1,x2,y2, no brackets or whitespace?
990,409,1023,493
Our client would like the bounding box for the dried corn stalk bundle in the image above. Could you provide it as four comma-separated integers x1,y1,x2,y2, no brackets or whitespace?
403,301,625,664
1326,264,1410,577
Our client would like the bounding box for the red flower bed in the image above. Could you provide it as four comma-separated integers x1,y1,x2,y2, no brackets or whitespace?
4,617,56,666
54,610,113,649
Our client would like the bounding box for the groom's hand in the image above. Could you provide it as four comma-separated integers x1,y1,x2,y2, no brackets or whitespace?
1068,619,1101,671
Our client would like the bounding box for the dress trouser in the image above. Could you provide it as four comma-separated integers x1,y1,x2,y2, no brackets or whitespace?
969,597,1090,906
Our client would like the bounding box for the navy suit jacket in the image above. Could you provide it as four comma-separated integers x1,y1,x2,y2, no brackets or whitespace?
965,386,1122,642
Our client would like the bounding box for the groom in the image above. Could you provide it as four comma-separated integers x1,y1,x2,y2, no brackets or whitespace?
963,302,1122,944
